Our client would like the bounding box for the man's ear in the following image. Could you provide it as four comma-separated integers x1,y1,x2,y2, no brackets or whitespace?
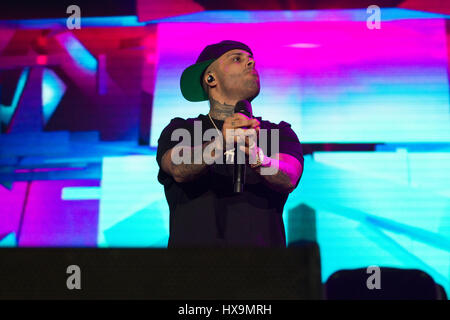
205,73,216,86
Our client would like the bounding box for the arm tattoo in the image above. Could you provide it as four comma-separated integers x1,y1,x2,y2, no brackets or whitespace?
254,158,297,193
170,139,220,183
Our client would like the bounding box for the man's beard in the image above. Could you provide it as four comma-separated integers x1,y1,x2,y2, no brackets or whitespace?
242,79,260,102
226,79,260,102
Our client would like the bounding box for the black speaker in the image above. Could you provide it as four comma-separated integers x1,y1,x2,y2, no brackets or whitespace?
324,267,446,300
0,245,322,300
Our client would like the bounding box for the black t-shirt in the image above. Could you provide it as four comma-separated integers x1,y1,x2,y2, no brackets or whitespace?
156,113,304,248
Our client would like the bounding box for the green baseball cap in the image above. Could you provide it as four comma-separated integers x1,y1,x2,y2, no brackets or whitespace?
180,40,253,102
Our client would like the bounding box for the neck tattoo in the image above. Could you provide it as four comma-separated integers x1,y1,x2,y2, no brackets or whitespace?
208,97,234,121
207,101,236,163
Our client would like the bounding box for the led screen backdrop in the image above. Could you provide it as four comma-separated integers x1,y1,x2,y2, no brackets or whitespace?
151,10,450,144
0,7,449,296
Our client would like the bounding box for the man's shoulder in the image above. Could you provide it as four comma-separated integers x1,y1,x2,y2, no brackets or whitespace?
256,116,292,130
164,115,204,129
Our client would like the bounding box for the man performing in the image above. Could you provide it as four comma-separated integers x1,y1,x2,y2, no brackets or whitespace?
156,40,304,248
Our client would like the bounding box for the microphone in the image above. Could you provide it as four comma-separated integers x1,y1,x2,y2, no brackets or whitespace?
233,100,253,193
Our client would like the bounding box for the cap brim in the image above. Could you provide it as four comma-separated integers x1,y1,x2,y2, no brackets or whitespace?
180,59,215,102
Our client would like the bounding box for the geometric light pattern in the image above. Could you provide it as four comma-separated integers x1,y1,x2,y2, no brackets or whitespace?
98,155,169,247
0,68,29,127
42,68,66,125
55,32,98,74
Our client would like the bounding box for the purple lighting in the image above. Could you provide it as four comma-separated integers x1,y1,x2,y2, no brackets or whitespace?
15,167,84,173
17,180,100,247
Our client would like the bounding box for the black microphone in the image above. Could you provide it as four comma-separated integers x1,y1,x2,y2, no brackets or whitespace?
233,100,253,193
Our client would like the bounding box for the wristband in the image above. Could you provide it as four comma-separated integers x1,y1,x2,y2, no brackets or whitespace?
250,147,266,169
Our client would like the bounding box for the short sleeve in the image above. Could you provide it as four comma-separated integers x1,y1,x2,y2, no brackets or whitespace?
277,121,304,190
156,117,190,186
277,121,304,168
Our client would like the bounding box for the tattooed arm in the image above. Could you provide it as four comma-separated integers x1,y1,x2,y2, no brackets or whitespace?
253,152,303,194
161,139,222,183
238,137,303,193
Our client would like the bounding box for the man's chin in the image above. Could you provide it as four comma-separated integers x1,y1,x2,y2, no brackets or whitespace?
228,84,260,103
245,86,260,102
